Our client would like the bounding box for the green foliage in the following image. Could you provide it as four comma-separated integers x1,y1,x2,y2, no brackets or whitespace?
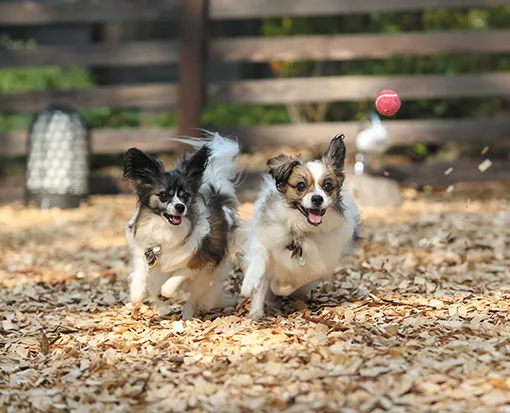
0,36,92,93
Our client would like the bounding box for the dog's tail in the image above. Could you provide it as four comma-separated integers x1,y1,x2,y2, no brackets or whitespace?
170,131,240,197
200,131,240,199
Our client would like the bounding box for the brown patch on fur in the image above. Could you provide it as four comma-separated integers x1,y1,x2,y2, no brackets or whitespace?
187,187,235,271
318,170,344,207
282,164,314,204
267,154,303,192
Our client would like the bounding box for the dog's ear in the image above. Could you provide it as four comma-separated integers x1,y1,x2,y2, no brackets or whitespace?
181,145,210,181
267,154,301,192
123,148,165,184
323,134,346,177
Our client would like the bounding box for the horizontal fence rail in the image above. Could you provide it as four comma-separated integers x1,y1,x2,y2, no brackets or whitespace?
3,29,510,68
210,0,510,19
2,73,510,113
0,0,182,25
208,73,510,105
0,84,178,113
2,118,509,156
374,160,510,186
1,0,508,25
0,41,180,68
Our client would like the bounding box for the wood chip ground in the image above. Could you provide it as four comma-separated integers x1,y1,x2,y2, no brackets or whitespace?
1,193,510,412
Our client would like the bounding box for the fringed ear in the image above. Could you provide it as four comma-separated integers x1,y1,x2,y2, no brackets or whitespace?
323,134,346,177
181,145,211,181
267,154,302,192
123,148,165,184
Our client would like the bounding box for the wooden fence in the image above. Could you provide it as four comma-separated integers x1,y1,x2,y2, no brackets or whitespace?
1,0,510,186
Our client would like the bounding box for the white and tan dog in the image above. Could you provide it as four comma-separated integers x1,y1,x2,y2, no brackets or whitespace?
241,134,362,318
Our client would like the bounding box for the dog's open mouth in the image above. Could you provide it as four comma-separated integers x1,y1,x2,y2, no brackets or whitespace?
297,205,326,226
163,213,182,226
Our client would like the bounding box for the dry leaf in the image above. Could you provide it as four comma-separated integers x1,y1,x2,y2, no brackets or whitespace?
478,159,492,172
40,330,50,355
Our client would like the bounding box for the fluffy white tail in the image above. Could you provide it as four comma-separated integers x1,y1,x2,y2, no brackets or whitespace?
202,132,240,198
170,131,240,198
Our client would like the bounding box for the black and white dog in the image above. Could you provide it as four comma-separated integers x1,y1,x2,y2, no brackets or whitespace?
124,133,239,319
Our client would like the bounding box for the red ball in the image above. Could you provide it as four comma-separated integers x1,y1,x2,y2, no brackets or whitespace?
375,89,401,117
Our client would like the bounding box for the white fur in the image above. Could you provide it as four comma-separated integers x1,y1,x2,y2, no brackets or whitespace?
127,133,240,319
241,163,361,319
301,162,332,210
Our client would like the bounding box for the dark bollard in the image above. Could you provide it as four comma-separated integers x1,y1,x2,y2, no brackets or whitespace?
25,105,90,209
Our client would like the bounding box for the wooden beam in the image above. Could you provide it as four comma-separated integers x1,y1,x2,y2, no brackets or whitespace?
227,118,510,150
210,0,510,19
211,30,510,62
373,160,510,185
1,0,507,26
2,118,509,156
0,0,182,25
0,83,178,113
1,70,509,116
177,0,207,137
0,128,180,156
208,73,510,105
0,41,179,68
3,30,510,69
91,128,179,154
2,0,505,26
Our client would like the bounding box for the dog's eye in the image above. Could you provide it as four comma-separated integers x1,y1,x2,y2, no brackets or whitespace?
180,192,190,202
296,182,306,192
158,192,169,202
323,182,333,193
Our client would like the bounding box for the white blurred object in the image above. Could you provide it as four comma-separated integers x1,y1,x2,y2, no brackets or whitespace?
355,112,389,154
354,113,389,176
349,113,401,207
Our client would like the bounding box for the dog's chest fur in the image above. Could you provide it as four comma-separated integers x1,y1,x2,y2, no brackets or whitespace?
130,201,210,273
252,183,357,289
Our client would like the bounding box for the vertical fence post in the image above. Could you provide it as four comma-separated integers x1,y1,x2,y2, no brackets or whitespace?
177,0,207,138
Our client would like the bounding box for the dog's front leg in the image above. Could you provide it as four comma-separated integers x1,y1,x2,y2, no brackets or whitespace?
241,243,269,298
248,278,270,319
129,248,149,316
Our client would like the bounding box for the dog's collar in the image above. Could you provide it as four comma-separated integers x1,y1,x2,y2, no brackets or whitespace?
286,240,305,266
145,246,161,268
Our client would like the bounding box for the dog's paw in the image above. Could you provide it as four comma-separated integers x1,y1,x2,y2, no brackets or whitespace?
181,302,196,321
241,277,259,298
270,279,297,297
157,305,173,317
160,276,184,298
130,305,141,319
130,294,144,312
247,307,265,320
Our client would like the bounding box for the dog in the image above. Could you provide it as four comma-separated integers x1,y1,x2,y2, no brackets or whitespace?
241,134,362,319
124,133,239,320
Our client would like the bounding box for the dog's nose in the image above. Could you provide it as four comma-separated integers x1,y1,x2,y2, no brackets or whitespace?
174,203,185,214
311,195,324,207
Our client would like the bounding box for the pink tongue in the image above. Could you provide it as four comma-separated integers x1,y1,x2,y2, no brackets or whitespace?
308,210,322,225
172,216,182,225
